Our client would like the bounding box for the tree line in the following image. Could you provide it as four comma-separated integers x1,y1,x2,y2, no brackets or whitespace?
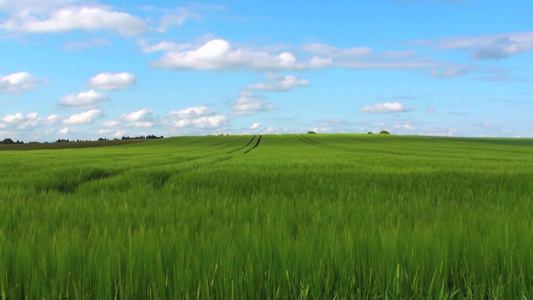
2,135,164,145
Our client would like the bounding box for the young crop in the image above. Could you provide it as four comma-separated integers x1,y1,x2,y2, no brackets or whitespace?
0,134,532,299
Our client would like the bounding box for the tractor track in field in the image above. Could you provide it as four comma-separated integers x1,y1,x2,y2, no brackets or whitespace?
227,135,256,153
43,136,267,193
244,135,262,154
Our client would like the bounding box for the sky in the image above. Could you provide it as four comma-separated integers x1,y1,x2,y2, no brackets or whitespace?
1,0,532,141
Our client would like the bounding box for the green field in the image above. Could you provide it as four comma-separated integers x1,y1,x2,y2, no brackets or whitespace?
1,134,532,299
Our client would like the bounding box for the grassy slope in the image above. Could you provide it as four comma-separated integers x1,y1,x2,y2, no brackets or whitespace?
0,134,532,299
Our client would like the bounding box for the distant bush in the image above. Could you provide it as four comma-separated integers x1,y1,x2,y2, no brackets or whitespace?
307,131,317,134
379,130,390,135
367,132,373,134
2,138,14,144
122,135,163,140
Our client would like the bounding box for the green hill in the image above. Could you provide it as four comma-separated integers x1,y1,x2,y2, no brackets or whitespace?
1,134,532,299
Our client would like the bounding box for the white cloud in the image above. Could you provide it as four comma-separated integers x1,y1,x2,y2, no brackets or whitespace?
420,32,533,60
111,130,128,138
121,108,152,122
0,72,44,94
1,6,149,36
109,108,156,128
419,125,459,137
151,39,332,71
147,38,472,78
61,38,112,51
301,43,373,57
58,127,71,134
169,105,213,119
359,102,409,114
426,108,436,113
426,64,477,78
172,115,227,129
102,120,119,127
97,129,113,134
316,118,348,133
264,126,289,134
335,57,440,70
139,40,191,53
63,109,103,125
129,122,154,128
1,112,24,123
41,114,61,125
229,93,277,117
59,90,109,107
152,4,224,33
0,0,77,13
88,72,136,90
393,122,415,131
0,112,40,130
475,121,501,128
246,74,310,92
167,105,226,130
250,122,261,130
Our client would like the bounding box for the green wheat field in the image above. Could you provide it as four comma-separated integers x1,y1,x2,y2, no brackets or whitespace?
1,134,532,299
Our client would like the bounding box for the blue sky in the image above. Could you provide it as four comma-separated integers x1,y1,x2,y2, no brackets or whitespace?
1,0,532,141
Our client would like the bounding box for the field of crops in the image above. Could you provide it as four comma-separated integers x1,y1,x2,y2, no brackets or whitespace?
1,134,532,299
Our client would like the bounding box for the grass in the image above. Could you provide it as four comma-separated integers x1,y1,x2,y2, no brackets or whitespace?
0,134,532,299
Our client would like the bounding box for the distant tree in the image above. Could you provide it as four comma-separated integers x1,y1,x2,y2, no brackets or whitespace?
2,138,14,144
367,132,373,134
307,131,317,134
379,130,390,135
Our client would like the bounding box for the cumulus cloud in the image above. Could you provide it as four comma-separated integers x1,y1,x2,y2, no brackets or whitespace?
1,6,149,36
121,108,152,122
146,38,473,78
0,72,44,94
250,122,261,130
59,90,109,107
1,112,24,123
88,72,136,90
57,127,71,134
359,102,409,114
63,109,103,125
172,115,227,129
150,39,332,71
41,114,62,124
229,92,277,116
0,112,61,130
246,74,310,92
101,120,120,127
115,108,155,127
169,105,213,119
167,105,226,130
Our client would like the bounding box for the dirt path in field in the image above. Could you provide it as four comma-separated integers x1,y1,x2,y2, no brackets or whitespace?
244,135,262,154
